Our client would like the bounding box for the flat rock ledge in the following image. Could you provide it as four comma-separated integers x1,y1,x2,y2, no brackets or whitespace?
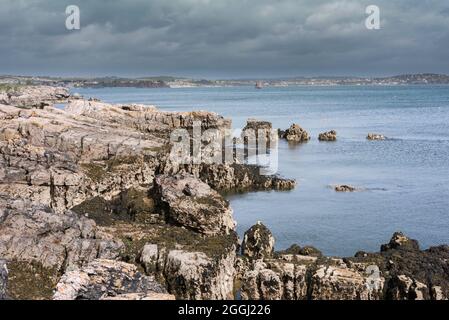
53,259,172,300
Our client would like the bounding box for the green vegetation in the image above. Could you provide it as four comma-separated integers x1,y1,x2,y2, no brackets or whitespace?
6,261,59,300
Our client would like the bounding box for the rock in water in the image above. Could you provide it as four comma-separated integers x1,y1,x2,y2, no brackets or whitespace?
53,259,171,300
279,124,310,142
334,185,357,192
367,133,386,140
242,222,275,259
318,130,337,141
0,260,7,300
154,174,236,236
381,232,420,252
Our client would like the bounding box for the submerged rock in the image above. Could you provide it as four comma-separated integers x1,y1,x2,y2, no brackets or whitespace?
334,185,357,192
318,130,337,141
53,259,170,300
242,222,275,259
367,133,386,140
154,174,236,236
0,260,7,300
279,124,310,142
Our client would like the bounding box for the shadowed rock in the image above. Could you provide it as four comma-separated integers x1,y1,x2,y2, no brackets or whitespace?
0,260,7,300
242,222,275,259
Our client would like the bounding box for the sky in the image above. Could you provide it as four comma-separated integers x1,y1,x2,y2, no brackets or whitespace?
1,0,449,78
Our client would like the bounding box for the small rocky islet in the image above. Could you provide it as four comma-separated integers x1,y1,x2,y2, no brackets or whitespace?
0,85,447,300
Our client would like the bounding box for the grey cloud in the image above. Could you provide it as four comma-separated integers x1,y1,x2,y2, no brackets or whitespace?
1,0,449,77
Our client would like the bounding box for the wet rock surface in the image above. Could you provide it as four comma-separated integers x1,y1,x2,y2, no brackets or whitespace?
367,133,386,140
334,185,357,192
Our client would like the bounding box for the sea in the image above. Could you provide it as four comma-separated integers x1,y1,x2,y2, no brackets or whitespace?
70,85,449,257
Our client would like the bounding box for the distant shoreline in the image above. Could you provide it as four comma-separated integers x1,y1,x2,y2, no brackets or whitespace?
2,73,449,89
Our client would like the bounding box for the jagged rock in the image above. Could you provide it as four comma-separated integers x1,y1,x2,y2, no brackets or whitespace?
242,222,275,259
381,232,420,252
240,259,309,300
318,130,337,141
140,243,236,300
387,275,429,300
311,265,384,300
334,185,357,192
279,124,310,142
0,195,123,271
154,174,235,236
0,260,7,300
53,259,168,300
367,133,386,140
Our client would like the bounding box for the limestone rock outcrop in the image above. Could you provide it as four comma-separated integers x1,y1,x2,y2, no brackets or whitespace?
53,259,170,300
279,124,310,142
0,195,123,272
241,222,275,259
140,242,237,300
153,174,236,236
240,228,449,300
0,85,70,108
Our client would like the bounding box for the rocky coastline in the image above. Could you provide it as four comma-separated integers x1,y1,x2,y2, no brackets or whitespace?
0,85,448,300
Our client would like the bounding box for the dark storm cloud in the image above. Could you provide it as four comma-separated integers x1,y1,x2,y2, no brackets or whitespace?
1,0,449,77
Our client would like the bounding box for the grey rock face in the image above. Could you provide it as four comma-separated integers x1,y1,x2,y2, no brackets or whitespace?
154,174,236,236
241,222,275,259
0,86,70,108
0,195,123,271
53,259,170,300
140,243,237,300
0,260,7,300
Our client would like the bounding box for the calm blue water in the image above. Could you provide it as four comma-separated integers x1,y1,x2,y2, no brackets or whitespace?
72,86,449,256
